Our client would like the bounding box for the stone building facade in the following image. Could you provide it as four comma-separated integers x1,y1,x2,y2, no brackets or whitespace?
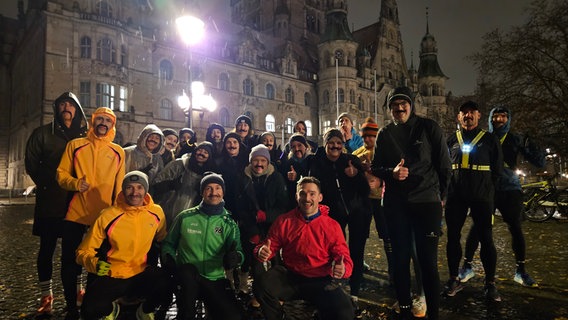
0,0,448,190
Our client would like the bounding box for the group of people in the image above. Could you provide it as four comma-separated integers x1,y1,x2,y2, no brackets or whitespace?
24,87,543,320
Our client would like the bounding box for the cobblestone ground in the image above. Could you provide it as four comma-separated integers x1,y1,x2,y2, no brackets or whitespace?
1,201,567,319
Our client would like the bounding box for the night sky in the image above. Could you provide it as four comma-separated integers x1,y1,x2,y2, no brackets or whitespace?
1,0,533,95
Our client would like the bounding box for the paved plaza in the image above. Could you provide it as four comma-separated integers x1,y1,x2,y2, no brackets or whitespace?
1,199,567,319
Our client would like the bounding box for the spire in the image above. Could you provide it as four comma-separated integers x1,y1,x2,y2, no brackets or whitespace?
426,6,429,35
418,7,446,78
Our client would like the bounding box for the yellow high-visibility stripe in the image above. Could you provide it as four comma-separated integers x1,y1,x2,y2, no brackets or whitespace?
452,164,491,171
456,130,486,169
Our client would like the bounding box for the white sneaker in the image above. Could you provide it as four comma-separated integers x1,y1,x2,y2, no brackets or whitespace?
412,296,427,318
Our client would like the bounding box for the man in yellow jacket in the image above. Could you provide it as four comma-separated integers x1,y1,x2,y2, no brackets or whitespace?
56,107,125,319
76,171,168,320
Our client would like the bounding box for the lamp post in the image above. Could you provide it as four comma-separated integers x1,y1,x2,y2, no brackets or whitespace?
176,15,205,128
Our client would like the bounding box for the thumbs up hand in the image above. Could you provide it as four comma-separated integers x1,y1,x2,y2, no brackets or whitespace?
287,165,297,181
332,255,346,279
344,160,358,177
393,158,409,181
258,239,272,262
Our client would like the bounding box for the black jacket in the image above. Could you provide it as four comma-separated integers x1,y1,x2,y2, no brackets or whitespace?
371,115,451,204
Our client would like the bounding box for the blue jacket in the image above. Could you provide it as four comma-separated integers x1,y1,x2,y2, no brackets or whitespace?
344,128,363,153
489,107,545,191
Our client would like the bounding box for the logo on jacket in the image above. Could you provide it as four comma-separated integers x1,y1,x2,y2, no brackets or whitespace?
214,226,223,234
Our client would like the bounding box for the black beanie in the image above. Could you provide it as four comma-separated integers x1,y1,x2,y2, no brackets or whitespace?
323,128,344,143
235,115,252,128
200,172,225,194
288,133,308,147
223,132,242,144
162,128,178,139
387,87,414,108
195,141,214,155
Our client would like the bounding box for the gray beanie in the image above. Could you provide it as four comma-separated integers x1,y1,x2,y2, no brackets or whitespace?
323,128,344,143
200,172,225,194
249,144,271,162
123,171,149,192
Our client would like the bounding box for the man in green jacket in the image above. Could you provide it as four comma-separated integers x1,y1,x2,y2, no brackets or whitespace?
161,172,243,320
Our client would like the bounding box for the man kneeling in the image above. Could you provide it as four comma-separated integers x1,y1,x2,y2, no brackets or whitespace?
253,176,355,320
76,171,168,320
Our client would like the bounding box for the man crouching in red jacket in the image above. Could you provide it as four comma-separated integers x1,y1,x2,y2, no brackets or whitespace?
253,176,354,320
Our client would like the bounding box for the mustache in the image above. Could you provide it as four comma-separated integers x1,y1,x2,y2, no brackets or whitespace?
96,124,108,130
329,147,342,151
394,110,406,114
238,129,248,132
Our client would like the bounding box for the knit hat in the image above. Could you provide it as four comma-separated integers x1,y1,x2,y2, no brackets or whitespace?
162,128,178,138
235,115,252,128
288,133,308,147
323,128,344,143
195,141,214,155
223,132,242,144
337,112,353,124
387,87,413,108
200,172,225,194
123,171,149,193
360,117,379,137
249,144,271,162
260,131,276,142
460,101,479,112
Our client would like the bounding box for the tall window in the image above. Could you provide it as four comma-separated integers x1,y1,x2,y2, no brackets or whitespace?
304,92,311,106
265,114,275,132
266,83,275,100
243,78,254,96
285,117,294,134
358,96,364,110
159,60,173,81
349,89,355,104
118,86,127,112
218,73,230,91
97,38,116,63
96,83,115,109
120,45,127,66
322,120,331,134
160,99,173,120
285,87,294,103
96,1,113,18
79,81,91,107
323,90,329,104
337,88,344,103
305,120,313,137
220,108,230,127
80,36,91,58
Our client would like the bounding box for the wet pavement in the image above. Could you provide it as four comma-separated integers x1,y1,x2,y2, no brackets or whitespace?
1,199,567,319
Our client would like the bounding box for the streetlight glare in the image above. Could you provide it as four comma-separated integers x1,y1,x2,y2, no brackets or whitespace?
191,81,205,96
177,90,190,112
176,15,205,46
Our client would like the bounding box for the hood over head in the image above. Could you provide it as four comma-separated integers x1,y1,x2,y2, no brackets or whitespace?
136,124,165,155
52,91,89,137
489,105,511,136
88,107,117,142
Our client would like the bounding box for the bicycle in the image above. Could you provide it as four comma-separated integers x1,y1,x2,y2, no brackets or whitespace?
522,174,568,222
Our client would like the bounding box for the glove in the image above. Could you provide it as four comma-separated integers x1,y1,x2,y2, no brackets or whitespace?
256,210,267,223
223,250,241,270
96,260,111,276
249,234,261,245
161,254,177,276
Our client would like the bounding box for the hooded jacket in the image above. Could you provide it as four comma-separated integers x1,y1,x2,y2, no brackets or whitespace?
76,191,166,279
344,127,364,153
254,205,353,279
25,92,89,224
488,107,545,191
124,124,165,183
57,107,125,226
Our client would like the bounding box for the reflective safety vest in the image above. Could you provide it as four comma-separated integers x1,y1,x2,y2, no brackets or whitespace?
499,133,510,168
452,130,491,171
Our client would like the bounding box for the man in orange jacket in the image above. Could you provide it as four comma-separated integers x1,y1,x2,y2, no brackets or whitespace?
57,107,125,319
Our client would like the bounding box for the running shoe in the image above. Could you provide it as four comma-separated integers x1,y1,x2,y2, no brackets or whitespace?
101,301,120,320
412,295,427,318
76,289,85,307
514,272,538,287
443,278,464,297
458,266,475,282
136,304,155,320
484,283,502,302
37,295,53,315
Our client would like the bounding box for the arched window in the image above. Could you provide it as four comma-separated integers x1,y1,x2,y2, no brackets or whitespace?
305,120,313,137
349,89,355,104
243,78,254,96
266,83,275,100
96,1,113,18
358,96,364,110
265,114,275,132
160,99,173,120
97,38,116,63
159,60,173,81
337,88,344,103
432,84,440,96
285,87,294,103
120,45,127,66
323,90,330,104
322,120,331,134
80,36,91,58
285,117,294,134
220,108,230,127
304,92,311,106
218,73,230,91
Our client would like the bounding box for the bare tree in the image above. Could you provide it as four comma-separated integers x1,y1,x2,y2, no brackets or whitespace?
470,0,568,157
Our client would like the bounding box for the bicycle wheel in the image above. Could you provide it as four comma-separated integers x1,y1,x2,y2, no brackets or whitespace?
523,201,555,222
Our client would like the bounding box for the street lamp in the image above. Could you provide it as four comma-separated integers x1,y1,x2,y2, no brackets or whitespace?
176,15,205,128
